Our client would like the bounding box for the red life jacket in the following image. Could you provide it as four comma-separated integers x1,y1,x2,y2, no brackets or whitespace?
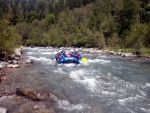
74,52,79,58
57,53,61,60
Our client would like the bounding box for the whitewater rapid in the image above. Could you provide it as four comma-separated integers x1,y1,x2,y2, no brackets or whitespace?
23,47,150,113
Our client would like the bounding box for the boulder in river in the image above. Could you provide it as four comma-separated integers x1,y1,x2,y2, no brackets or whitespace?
16,88,40,101
25,59,34,64
16,88,52,101
0,107,7,113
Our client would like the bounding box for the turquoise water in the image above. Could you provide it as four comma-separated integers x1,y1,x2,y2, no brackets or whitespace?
24,47,150,113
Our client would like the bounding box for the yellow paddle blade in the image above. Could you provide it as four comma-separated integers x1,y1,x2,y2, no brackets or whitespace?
81,57,88,62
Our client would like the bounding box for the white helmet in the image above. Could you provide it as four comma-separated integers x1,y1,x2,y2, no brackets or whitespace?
58,50,63,53
70,49,74,52
75,48,78,52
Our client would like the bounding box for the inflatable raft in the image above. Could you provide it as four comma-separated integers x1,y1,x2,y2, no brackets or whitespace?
56,55,80,64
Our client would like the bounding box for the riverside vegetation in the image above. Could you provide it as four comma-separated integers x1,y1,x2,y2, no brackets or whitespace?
0,0,150,58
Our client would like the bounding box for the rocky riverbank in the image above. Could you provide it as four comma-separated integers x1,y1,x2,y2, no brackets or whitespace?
0,65,60,113
59,47,150,58
0,47,61,113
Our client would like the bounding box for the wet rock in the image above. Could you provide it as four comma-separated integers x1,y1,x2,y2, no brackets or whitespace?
0,62,7,68
7,60,13,64
34,105,39,110
13,60,18,64
7,64,19,68
38,92,51,100
16,88,40,101
13,102,35,113
15,48,22,57
121,53,134,57
38,109,56,113
12,64,20,68
14,57,20,60
16,88,52,101
0,57,4,61
1,77,9,82
26,59,34,64
0,107,7,113
8,54,15,60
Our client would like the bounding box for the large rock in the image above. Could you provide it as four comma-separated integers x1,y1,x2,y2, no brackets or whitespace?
122,53,134,57
15,51,22,57
0,107,7,113
13,60,18,64
16,88,40,101
7,64,19,68
0,62,7,68
16,88,52,101
14,48,22,57
25,59,34,64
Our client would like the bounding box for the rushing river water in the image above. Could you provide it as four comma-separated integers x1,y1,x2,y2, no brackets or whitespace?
23,47,150,113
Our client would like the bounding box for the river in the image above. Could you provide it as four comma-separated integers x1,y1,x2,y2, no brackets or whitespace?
23,47,150,113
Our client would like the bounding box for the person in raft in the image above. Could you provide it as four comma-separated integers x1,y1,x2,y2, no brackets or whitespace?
55,49,69,61
55,50,62,61
68,49,74,56
74,48,82,59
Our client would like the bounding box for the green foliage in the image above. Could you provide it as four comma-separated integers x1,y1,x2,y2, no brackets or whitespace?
107,33,123,49
28,11,39,23
125,24,149,51
46,13,55,24
141,4,150,23
15,21,32,44
115,0,140,35
0,19,21,56
0,0,150,55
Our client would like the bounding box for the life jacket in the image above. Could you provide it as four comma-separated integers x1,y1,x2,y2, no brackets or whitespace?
57,53,62,60
68,52,73,56
74,52,79,58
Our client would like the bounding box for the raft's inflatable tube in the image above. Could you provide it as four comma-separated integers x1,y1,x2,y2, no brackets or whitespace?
57,56,79,64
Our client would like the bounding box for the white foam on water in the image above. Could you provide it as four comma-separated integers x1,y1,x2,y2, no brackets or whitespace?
69,69,97,91
53,67,66,74
28,56,51,62
62,63,77,67
101,91,116,97
50,95,90,111
145,83,150,87
27,52,35,55
97,54,109,58
41,52,54,55
79,60,89,65
118,94,143,105
57,99,90,111
141,107,150,113
27,50,55,55
88,59,110,64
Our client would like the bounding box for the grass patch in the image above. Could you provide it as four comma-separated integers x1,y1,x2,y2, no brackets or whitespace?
140,48,150,54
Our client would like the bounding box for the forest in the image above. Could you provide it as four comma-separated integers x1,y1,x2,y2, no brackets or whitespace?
0,0,150,57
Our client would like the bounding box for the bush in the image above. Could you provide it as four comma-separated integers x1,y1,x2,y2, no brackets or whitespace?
0,19,21,57
125,24,149,50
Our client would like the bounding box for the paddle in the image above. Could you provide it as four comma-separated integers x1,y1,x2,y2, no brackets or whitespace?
81,57,88,62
